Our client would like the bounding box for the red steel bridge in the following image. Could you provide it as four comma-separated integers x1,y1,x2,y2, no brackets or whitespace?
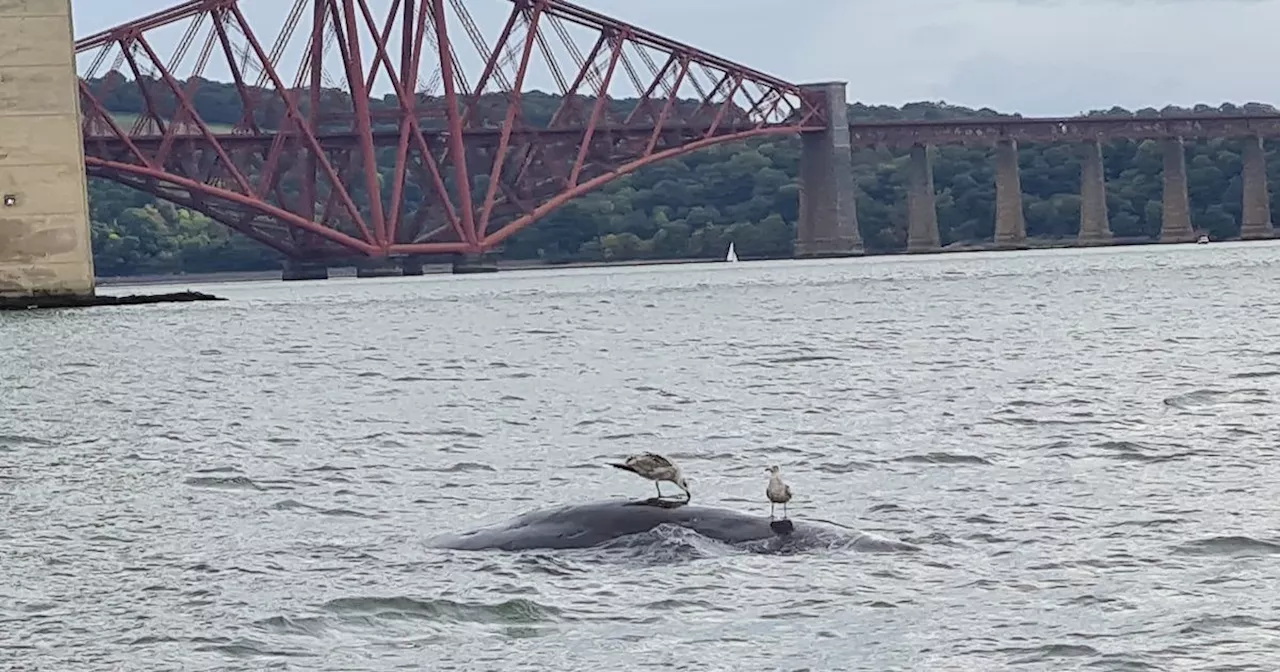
74,0,1280,276
75,0,855,275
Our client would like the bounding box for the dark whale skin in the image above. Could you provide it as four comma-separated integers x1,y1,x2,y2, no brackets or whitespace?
427,498,843,551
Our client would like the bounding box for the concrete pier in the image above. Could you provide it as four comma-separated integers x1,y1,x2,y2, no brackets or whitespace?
993,139,1027,248
356,256,428,277
1077,139,1113,244
452,252,499,274
402,256,425,276
296,256,431,278
282,260,329,281
795,81,862,257
0,0,97,303
906,143,941,252
1240,135,1274,240
1160,137,1196,243
355,262,403,278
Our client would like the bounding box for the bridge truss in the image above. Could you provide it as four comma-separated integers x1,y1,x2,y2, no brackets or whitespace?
75,0,826,259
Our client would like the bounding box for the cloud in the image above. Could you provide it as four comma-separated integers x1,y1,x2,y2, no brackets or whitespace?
73,0,1280,117
783,0,1280,114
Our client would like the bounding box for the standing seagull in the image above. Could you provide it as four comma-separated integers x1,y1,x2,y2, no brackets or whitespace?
766,465,793,520
608,452,691,501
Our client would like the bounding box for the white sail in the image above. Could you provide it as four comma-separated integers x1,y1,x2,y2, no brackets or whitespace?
726,242,739,262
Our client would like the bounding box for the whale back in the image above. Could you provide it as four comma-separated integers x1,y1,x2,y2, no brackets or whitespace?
429,498,796,551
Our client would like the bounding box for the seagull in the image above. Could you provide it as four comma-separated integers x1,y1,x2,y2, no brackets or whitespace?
608,452,691,501
766,465,792,520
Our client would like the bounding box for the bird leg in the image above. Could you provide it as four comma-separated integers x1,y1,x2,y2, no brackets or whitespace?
783,502,788,520
770,502,775,520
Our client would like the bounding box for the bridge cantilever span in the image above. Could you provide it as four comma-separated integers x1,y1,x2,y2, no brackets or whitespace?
70,0,860,275
5,0,1272,298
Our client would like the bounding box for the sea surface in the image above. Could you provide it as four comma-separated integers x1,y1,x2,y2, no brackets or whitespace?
5,242,1280,671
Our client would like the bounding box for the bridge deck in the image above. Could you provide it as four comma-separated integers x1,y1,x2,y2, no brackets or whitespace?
846,114,1280,146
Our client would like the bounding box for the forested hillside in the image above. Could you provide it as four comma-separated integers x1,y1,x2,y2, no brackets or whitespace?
81,76,1280,276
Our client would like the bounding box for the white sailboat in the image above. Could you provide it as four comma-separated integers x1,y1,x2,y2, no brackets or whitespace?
726,242,739,263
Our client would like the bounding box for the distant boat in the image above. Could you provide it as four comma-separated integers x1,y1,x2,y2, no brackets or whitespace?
1197,234,1210,245
726,242,739,262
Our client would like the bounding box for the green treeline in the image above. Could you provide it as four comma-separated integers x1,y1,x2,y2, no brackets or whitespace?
82,75,1280,276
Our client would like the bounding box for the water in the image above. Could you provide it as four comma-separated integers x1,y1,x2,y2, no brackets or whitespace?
4,242,1280,671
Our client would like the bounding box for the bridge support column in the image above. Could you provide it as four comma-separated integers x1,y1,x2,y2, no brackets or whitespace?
993,139,1027,249
282,260,328,281
0,0,96,306
452,252,498,275
1077,139,1113,245
906,143,941,252
356,261,403,278
1160,137,1196,243
1241,135,1274,240
402,256,425,276
795,81,862,258
357,257,426,277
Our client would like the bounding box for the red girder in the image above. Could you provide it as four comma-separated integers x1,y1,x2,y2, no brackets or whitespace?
74,0,825,259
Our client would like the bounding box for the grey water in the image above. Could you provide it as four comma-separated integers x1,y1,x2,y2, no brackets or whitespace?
4,241,1280,671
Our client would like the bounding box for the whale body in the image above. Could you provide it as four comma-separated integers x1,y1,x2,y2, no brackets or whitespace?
426,498,919,553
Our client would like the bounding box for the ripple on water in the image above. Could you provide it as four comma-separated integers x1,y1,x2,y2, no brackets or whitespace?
183,475,265,491
266,499,375,519
410,462,498,473
891,452,993,466
320,596,562,623
1173,536,1280,557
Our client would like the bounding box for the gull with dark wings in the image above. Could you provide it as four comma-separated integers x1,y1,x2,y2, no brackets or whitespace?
608,452,691,501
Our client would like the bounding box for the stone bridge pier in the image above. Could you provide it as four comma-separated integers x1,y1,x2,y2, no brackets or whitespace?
1240,135,1274,239
905,144,940,252
794,82,863,258
1159,137,1196,243
992,139,1028,249
0,0,97,306
1077,139,1113,245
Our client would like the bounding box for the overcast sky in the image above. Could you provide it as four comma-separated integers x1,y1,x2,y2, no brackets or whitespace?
70,0,1280,117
